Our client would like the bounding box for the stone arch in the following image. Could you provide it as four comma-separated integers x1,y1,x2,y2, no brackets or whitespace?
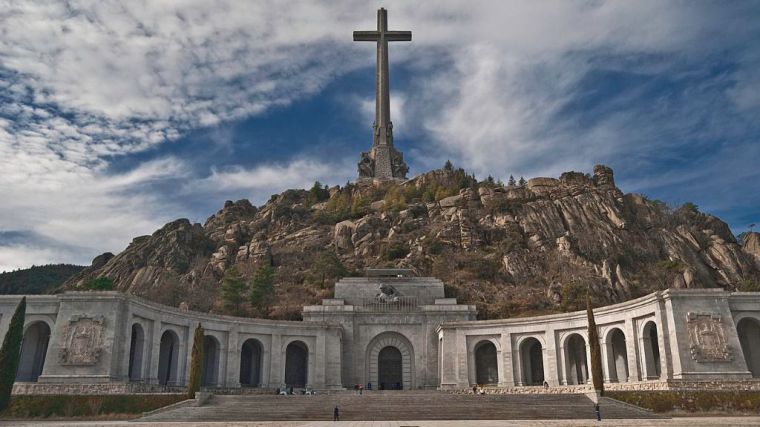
564,333,588,385
240,338,264,387
518,337,544,386
474,340,499,385
158,329,180,386
641,321,661,380
202,335,221,387
284,340,309,388
605,328,628,383
366,332,414,390
16,321,51,382
128,323,146,381
737,317,760,377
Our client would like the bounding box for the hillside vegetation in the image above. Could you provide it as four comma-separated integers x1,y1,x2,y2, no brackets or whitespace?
0,264,85,295
62,164,760,320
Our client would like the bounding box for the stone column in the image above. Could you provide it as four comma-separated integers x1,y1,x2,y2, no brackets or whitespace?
600,338,612,383
269,334,282,388
314,333,326,389
438,329,458,389
498,334,511,387
558,338,569,385
225,328,240,388
545,329,559,386
655,298,673,380
624,318,639,382
148,320,162,384
456,330,469,388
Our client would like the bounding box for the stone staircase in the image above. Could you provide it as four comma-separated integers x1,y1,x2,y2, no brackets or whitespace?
140,390,661,422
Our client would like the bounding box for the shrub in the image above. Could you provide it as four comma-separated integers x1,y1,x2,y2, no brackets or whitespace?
2,394,186,417
382,241,410,261
560,281,586,312
250,265,275,315
606,390,760,413
587,295,604,395
187,323,204,399
305,250,348,289
220,268,247,316
307,181,330,205
83,277,113,291
0,297,25,411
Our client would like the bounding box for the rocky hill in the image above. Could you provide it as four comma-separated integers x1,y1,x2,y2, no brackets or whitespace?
62,165,760,319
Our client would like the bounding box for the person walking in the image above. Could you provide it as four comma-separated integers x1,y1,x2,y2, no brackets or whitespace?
359,384,363,395
333,405,340,421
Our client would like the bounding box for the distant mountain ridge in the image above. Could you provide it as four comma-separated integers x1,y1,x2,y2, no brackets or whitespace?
62,164,760,320
0,264,85,295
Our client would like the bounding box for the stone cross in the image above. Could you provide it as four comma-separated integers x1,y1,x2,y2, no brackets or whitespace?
354,8,410,180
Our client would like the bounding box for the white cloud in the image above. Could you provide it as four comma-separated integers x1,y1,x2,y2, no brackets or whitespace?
191,157,354,194
1,0,758,269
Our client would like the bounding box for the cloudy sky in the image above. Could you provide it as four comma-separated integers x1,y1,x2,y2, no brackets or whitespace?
1,0,759,271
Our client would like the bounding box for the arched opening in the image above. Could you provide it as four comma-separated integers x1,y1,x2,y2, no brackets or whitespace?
16,322,50,382
378,346,403,389
202,335,220,387
366,332,414,390
642,321,661,379
519,338,544,386
606,328,628,383
285,341,308,388
240,339,263,387
158,330,179,386
474,341,498,385
565,334,588,385
128,324,145,382
737,318,760,377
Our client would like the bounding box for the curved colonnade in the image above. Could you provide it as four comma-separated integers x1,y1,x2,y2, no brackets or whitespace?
3,288,760,391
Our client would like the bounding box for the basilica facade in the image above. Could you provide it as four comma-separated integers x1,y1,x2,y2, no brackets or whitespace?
2,270,760,394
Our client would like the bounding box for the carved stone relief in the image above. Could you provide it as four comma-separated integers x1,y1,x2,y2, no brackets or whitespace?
59,315,106,366
687,312,732,362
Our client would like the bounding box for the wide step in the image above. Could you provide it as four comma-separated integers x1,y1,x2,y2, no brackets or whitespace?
140,391,661,422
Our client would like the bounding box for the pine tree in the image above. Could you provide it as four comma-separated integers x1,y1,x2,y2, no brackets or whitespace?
187,323,204,399
0,297,26,411
310,250,348,289
221,267,247,316
250,265,275,316
508,175,516,186
444,159,453,171
518,176,527,186
587,294,604,395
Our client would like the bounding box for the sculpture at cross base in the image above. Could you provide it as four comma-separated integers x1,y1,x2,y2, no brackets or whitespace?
354,8,410,181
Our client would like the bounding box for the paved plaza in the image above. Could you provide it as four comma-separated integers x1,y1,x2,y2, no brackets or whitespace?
3,417,760,427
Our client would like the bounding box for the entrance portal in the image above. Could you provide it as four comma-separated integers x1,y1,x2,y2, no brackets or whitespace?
475,341,498,385
378,346,403,389
285,341,308,387
366,332,414,390
16,322,50,382
519,337,544,386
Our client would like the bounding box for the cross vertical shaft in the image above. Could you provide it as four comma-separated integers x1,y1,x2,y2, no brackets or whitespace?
354,8,411,180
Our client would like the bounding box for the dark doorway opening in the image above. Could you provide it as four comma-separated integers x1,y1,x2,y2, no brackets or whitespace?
378,346,403,389
285,341,308,387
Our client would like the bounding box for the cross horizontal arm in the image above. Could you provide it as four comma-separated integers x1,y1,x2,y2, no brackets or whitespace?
353,31,380,41
385,31,412,42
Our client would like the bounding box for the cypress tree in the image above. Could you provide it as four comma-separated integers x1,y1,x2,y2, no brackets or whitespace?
586,294,604,395
0,297,26,411
187,323,204,399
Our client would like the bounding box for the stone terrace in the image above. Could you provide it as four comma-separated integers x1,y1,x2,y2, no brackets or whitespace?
139,391,661,422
